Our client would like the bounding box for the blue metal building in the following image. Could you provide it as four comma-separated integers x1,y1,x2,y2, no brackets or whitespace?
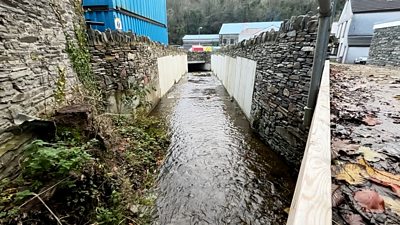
82,0,168,44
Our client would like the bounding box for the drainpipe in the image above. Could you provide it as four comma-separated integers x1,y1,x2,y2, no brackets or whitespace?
303,0,333,127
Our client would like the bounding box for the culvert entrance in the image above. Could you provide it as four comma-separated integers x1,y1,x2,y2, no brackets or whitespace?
188,61,211,72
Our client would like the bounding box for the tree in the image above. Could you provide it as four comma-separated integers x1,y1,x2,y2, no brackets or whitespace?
167,0,338,45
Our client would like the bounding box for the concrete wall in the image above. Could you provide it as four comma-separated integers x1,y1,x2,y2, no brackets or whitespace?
211,55,256,119
369,21,400,67
158,55,188,97
213,15,318,168
88,30,187,113
0,0,80,132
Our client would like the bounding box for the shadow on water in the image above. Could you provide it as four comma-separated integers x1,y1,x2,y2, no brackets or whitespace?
151,72,296,225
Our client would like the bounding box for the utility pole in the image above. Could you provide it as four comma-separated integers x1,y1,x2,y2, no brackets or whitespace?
198,27,203,45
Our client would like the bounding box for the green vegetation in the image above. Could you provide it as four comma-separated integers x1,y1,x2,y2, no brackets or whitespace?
0,112,169,225
66,0,101,101
50,0,101,106
55,66,67,104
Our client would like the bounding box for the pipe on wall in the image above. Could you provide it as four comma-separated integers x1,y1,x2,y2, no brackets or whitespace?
303,0,333,126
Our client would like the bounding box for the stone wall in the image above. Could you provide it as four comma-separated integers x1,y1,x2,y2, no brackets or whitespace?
215,15,318,168
369,23,400,67
0,0,80,132
88,30,187,113
187,52,211,63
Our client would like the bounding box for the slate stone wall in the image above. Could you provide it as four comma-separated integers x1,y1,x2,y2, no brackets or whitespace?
0,0,80,132
216,15,318,168
87,30,186,113
369,24,400,67
188,52,211,63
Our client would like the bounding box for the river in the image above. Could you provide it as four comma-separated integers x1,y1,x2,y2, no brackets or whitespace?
152,72,295,225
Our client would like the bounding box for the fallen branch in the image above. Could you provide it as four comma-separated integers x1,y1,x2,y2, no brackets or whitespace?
19,177,71,208
34,193,63,225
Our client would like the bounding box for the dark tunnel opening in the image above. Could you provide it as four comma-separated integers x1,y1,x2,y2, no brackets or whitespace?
188,63,210,72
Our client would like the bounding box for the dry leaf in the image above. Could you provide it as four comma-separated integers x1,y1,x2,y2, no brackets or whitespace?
362,115,381,126
332,139,359,158
354,189,385,213
335,163,367,185
359,158,400,187
394,95,400,101
283,207,290,214
357,146,386,162
344,213,365,225
332,187,345,207
382,196,400,216
370,177,400,198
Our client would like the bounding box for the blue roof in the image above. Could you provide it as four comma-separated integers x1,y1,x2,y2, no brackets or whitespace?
219,21,283,35
182,34,220,40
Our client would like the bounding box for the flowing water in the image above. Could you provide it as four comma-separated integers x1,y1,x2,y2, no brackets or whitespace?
152,72,295,225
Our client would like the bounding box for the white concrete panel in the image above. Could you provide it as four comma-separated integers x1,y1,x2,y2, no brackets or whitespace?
233,57,242,101
211,54,257,120
226,57,236,97
158,55,187,97
243,58,257,117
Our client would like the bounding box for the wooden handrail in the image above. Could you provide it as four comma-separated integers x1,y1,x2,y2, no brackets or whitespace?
286,60,332,225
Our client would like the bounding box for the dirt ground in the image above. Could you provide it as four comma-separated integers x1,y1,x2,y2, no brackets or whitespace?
331,63,400,225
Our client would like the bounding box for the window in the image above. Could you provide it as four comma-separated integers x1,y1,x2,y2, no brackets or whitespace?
223,39,227,45
230,39,235,44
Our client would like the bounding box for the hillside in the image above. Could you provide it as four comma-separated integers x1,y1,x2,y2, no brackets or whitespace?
167,0,346,44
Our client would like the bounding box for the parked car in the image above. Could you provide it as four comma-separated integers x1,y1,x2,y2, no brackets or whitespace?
354,56,368,65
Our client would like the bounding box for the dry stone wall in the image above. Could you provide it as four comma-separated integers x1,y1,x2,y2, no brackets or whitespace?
187,52,211,63
215,15,318,168
369,23,400,67
88,30,187,113
0,0,80,132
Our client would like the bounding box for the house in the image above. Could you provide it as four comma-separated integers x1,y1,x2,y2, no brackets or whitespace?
238,26,280,42
219,21,282,46
182,34,220,50
82,0,168,44
336,0,400,63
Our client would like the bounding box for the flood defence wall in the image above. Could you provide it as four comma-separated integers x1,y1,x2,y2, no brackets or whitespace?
88,30,187,113
211,55,256,119
158,55,188,97
212,15,318,168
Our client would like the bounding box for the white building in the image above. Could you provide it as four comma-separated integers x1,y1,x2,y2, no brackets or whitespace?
238,25,280,43
219,21,282,46
336,0,400,63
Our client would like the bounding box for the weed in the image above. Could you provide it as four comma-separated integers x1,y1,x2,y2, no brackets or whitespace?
55,66,67,104
22,140,93,180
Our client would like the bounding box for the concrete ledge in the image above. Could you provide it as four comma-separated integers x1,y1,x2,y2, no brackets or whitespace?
286,61,331,225
373,20,400,30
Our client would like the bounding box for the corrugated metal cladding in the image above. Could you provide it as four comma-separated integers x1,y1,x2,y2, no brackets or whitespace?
82,0,168,44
